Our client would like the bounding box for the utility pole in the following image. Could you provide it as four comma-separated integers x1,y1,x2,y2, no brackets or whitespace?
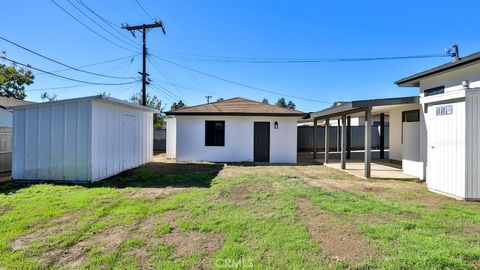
122,20,166,106
205,96,212,103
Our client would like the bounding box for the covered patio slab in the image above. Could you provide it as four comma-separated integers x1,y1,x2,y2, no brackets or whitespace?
322,159,417,180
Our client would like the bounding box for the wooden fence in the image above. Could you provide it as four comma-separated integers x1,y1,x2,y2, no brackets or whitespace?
0,126,12,173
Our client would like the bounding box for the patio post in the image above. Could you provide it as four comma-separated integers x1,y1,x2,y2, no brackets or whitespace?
337,119,341,152
379,113,385,159
313,118,317,159
325,117,329,164
365,107,372,178
341,115,347,169
347,115,351,159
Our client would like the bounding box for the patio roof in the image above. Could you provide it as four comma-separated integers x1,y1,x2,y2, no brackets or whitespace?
309,96,419,120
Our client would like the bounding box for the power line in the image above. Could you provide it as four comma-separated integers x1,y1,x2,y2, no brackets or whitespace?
26,84,85,92
1,56,140,85
74,0,140,47
0,36,138,80
35,54,139,75
65,0,140,50
156,51,449,63
151,55,332,104
50,0,138,53
134,0,155,21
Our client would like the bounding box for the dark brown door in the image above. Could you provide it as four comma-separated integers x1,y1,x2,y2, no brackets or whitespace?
254,122,270,162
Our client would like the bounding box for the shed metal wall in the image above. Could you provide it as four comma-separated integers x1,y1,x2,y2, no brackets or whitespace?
90,100,153,182
466,89,480,199
12,100,91,181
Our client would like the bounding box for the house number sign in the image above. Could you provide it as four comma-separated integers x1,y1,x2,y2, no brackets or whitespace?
436,105,453,116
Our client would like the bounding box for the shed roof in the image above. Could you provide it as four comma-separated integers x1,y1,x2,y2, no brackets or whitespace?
309,96,419,119
396,52,480,87
0,97,35,109
7,95,158,112
165,97,306,117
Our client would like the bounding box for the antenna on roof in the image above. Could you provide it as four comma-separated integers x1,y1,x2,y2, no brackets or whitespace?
205,96,212,103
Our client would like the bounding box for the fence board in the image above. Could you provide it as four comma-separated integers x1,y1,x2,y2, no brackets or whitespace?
154,129,166,151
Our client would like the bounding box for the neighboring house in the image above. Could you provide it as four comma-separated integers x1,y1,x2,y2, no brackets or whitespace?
396,50,480,200
0,97,34,126
165,97,305,163
9,95,157,183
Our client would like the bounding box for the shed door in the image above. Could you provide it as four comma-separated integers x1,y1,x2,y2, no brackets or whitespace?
426,101,465,197
254,122,270,162
123,115,137,169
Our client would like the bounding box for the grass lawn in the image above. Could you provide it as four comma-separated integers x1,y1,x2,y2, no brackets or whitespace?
0,154,479,269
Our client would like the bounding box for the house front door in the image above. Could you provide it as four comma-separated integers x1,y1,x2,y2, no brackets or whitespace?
254,122,270,162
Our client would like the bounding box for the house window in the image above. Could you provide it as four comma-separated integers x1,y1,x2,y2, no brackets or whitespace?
402,110,420,122
424,86,444,97
205,121,225,146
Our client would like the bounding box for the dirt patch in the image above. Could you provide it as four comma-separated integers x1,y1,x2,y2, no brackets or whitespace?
305,178,455,210
124,187,187,199
226,183,272,204
11,211,85,252
162,231,224,258
297,197,372,264
57,224,131,268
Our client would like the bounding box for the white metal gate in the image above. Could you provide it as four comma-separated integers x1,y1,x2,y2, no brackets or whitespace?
426,101,466,197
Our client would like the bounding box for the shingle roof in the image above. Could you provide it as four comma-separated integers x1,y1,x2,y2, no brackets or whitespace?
0,97,35,109
166,97,305,117
396,52,480,87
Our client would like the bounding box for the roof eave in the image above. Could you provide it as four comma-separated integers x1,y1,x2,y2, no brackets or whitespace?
165,112,306,117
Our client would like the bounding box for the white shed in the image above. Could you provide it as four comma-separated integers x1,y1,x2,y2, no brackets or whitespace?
396,51,480,200
165,97,305,163
9,95,156,183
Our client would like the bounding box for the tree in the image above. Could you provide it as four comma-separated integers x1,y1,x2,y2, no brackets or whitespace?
287,100,296,110
40,92,57,102
275,97,296,110
0,52,34,99
171,100,186,111
275,98,287,108
217,98,224,102
261,98,269,104
130,92,165,129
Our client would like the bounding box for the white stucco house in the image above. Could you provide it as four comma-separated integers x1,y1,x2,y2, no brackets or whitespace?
165,97,305,163
396,50,480,200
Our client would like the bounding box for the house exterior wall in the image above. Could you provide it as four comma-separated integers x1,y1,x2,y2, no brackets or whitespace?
173,115,298,163
0,109,12,126
465,89,480,199
165,118,176,159
420,64,480,95
12,100,91,181
388,104,420,162
90,100,153,182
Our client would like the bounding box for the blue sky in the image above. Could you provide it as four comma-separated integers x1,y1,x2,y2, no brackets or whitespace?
2,0,480,112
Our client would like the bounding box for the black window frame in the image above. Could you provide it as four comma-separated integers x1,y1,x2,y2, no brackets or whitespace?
402,109,420,122
205,120,225,146
424,86,444,97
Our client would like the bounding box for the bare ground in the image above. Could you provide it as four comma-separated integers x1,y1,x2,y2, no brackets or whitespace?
11,208,224,269
297,197,373,264
124,187,187,199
